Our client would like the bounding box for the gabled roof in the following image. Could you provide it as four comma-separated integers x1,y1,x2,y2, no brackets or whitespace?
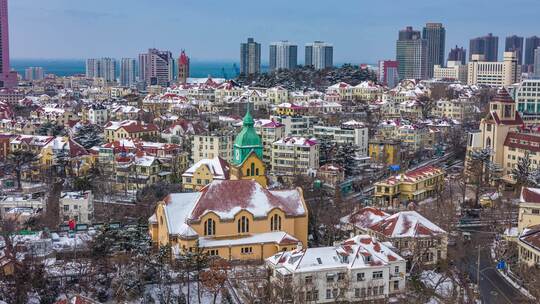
341,207,389,230
491,88,514,104
520,187,540,204
368,211,446,238
182,156,230,179
519,224,540,251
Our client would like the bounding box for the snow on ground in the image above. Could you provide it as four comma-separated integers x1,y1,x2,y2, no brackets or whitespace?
420,270,454,298
135,283,222,304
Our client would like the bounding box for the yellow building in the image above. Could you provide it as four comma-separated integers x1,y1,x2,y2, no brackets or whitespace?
275,103,307,116
368,138,402,165
374,166,445,207
149,179,308,261
229,151,268,188
518,187,540,234
181,156,230,191
104,120,159,142
40,137,93,177
518,225,540,267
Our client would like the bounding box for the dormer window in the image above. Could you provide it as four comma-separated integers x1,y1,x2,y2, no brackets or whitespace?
504,105,512,118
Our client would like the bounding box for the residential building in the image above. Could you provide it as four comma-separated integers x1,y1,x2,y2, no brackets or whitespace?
469,33,499,62
139,48,174,87
313,121,369,155
518,225,540,267
149,179,309,260
433,98,475,121
87,104,108,125
0,0,17,88
177,50,190,84
115,151,169,191
366,210,448,265
305,41,333,70
374,166,445,206
448,45,467,65
502,132,540,181
266,235,406,302
192,131,234,163
525,36,540,72
0,133,10,160
467,52,520,87
24,67,44,81
515,79,540,123
422,23,446,78
317,164,345,187
396,26,427,80
269,41,297,71
86,58,116,83
59,191,93,224
518,187,540,234
505,35,524,65
254,119,285,164
378,60,399,88
240,38,261,75
433,61,468,83
271,137,319,177
119,58,136,87
368,139,402,165
275,115,319,137
104,120,159,142
181,157,230,191
535,47,540,77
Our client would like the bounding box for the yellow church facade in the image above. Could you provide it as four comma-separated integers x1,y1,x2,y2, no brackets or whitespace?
149,180,308,261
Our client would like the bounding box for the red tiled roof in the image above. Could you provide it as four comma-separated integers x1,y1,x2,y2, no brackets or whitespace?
492,88,514,104
488,111,524,126
504,132,540,153
121,123,158,133
520,225,540,251
521,187,540,204
190,180,305,220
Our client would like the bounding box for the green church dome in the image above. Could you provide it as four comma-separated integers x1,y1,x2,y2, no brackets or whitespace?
232,107,263,165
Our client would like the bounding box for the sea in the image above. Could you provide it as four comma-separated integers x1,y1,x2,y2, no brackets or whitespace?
11,59,270,79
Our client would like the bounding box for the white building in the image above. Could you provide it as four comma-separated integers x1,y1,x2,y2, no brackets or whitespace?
433,61,468,83
271,137,319,177
305,41,333,70
59,191,94,224
192,132,234,163
274,115,319,137
534,47,540,78
266,235,406,303
515,79,540,123
87,104,109,125
269,41,297,71
120,58,136,87
86,58,116,83
313,121,369,156
467,51,520,87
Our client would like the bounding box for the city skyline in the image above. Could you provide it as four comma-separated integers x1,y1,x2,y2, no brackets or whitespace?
8,0,540,63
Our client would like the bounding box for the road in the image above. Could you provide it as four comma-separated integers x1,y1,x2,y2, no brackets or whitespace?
463,233,526,304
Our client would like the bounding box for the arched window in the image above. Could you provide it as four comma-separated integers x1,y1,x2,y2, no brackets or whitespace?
238,216,249,233
250,163,255,176
204,218,215,236
246,168,251,176
255,168,259,175
486,137,491,148
270,214,282,231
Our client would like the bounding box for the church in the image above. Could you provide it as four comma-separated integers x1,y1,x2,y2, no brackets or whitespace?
149,108,308,260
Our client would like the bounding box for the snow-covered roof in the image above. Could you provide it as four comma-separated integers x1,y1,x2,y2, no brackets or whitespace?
341,207,390,230
199,231,299,248
182,157,230,179
369,211,446,238
274,136,318,147
266,235,404,273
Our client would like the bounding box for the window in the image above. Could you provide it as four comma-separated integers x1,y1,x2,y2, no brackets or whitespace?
357,272,365,281
379,286,384,295
393,280,399,290
373,271,383,279
533,209,540,215
204,218,215,236
238,216,249,233
355,288,360,298
361,287,366,297
394,266,399,274
270,214,282,231
208,249,219,256
326,289,331,299
196,179,201,184
64,205,69,211
250,163,255,176
337,272,345,281
305,276,313,284
326,274,335,283
240,247,253,254
332,289,338,298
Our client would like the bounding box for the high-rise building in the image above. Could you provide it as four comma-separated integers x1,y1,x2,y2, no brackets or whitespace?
85,58,116,82
269,41,298,71
305,41,333,70
469,33,499,62
177,50,190,84
24,67,44,81
467,51,520,87
396,26,427,80
448,45,467,65
138,48,174,87
378,60,399,88
534,47,540,78
240,38,261,75
0,0,17,88
119,58,136,87
525,36,540,72
422,23,446,78
505,35,524,65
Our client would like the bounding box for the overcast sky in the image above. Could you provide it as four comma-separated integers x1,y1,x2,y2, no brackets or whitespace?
9,0,540,63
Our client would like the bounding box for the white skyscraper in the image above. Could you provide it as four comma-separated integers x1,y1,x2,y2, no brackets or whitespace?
24,67,44,81
86,58,116,82
120,58,136,87
534,47,540,78
269,41,298,71
305,41,333,70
